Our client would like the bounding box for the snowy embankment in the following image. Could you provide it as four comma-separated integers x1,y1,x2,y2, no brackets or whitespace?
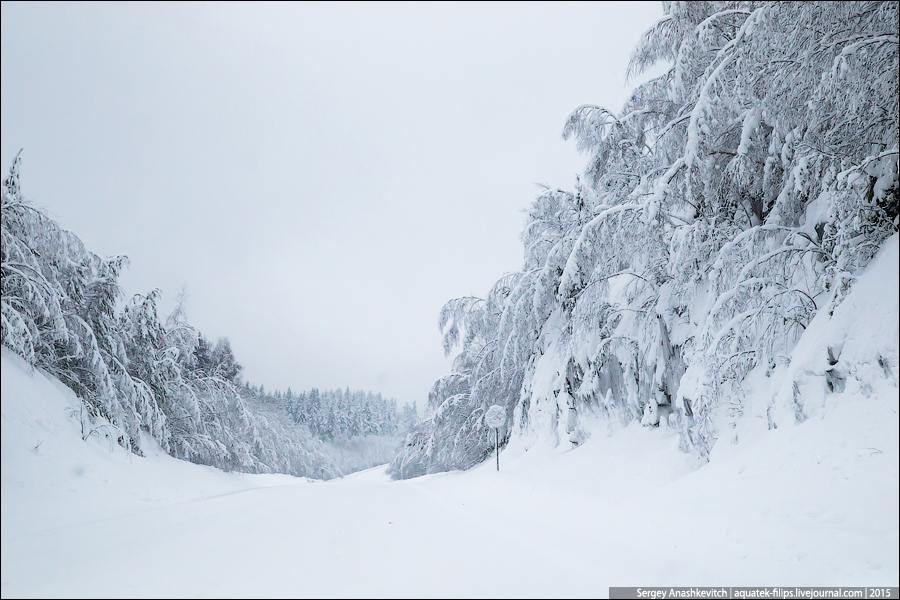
2,239,898,597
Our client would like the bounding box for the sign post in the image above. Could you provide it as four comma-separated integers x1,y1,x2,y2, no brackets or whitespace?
484,405,506,471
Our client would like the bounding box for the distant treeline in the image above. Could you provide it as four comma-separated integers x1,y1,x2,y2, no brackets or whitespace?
250,385,419,440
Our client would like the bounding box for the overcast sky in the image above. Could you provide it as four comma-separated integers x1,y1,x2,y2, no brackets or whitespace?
1,1,662,410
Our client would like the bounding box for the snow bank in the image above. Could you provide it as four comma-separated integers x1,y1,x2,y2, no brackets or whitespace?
1,348,301,532
721,234,899,450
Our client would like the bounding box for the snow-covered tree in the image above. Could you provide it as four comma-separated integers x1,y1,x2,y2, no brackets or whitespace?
2,156,336,477
390,0,898,478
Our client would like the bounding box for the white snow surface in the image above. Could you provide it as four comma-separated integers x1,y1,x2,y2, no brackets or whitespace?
3,240,899,597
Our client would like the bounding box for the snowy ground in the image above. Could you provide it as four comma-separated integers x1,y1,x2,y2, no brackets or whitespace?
2,345,896,598
3,239,898,597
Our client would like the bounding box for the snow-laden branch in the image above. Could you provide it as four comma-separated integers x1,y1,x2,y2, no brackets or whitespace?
737,245,832,282
712,224,797,270
642,158,685,221
684,6,767,168
696,8,751,36
705,277,772,325
705,307,761,358
838,148,900,179
832,33,900,75
558,203,642,299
